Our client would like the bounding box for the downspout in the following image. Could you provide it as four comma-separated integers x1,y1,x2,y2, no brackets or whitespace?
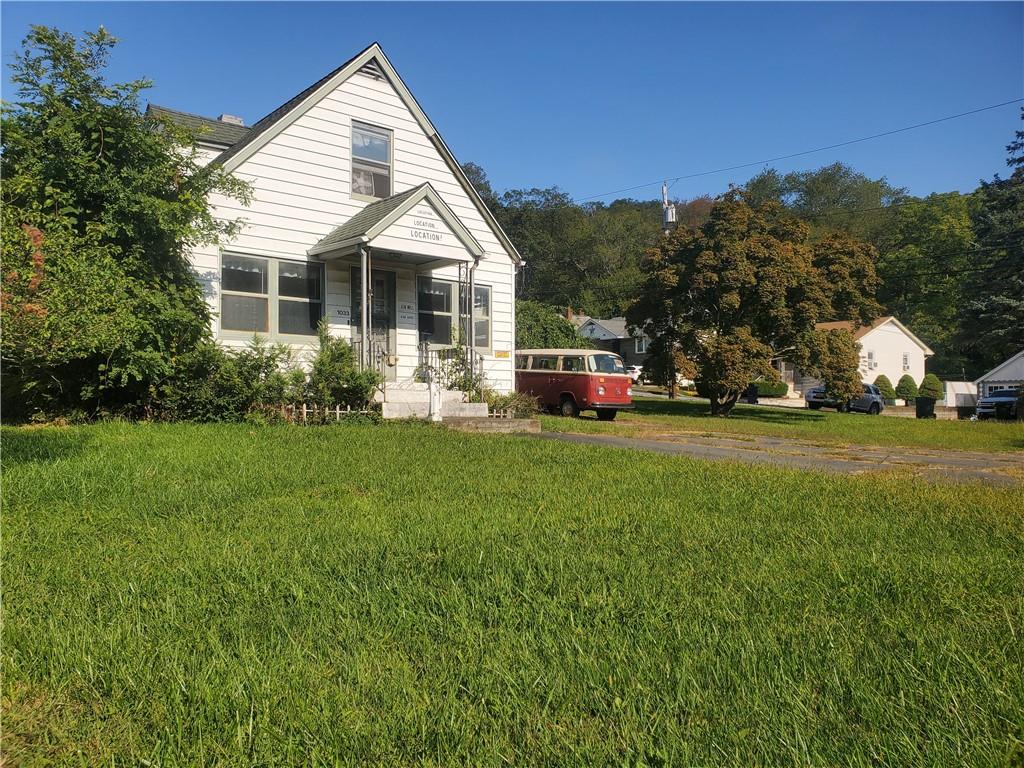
469,256,479,366
359,245,369,369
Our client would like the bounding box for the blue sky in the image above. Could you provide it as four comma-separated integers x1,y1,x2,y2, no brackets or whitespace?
2,2,1021,203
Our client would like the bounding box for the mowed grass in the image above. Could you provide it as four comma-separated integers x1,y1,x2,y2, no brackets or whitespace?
3,423,1023,766
540,396,1024,453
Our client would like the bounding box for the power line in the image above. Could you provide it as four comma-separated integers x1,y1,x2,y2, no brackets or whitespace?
577,98,1024,202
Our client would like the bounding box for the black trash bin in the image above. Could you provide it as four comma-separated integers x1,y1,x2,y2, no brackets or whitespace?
995,401,1014,421
744,384,759,405
915,397,936,419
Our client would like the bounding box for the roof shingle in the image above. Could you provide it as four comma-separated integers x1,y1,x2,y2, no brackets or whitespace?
146,104,250,147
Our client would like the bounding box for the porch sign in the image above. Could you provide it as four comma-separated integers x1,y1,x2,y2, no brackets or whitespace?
408,204,448,244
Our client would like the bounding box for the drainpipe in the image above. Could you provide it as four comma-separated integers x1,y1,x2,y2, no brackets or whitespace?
469,256,479,374
359,245,369,369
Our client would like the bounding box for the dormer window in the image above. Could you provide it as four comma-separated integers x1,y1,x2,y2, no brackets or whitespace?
351,121,391,199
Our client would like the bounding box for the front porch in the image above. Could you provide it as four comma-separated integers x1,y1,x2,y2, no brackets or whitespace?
310,183,492,417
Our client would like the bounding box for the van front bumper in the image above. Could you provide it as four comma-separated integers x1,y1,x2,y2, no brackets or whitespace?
590,402,635,410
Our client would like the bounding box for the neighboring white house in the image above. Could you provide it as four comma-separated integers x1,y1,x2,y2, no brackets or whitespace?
151,43,521,416
974,349,1024,398
789,316,934,396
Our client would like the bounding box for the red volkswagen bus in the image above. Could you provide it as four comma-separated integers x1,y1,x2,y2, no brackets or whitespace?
515,348,633,420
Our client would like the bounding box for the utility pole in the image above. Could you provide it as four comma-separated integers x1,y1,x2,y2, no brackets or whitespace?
662,181,676,236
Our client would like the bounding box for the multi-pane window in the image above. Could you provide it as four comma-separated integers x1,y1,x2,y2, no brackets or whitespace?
417,277,491,350
221,255,323,339
460,285,491,349
221,255,269,333
635,336,648,354
417,278,453,345
351,121,391,199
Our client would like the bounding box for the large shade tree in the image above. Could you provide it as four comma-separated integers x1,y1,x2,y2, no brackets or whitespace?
1,26,249,419
628,193,881,415
958,110,1024,374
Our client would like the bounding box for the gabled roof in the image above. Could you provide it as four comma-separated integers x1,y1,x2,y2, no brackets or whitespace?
209,42,521,264
582,317,632,339
974,349,1024,385
815,316,934,355
308,182,484,258
145,104,250,147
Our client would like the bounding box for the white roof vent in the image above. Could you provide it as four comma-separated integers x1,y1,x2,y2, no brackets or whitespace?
358,59,386,81
218,114,245,126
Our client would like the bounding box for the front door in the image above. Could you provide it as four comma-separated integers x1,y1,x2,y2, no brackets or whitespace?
351,267,397,382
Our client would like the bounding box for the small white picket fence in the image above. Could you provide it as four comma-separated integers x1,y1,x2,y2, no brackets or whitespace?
276,403,374,424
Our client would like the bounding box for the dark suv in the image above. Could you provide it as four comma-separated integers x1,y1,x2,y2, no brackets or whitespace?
805,383,884,415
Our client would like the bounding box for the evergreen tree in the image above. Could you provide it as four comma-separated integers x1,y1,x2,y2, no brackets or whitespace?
895,374,919,402
873,374,896,400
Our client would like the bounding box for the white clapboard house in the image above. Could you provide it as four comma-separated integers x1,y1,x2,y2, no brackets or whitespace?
783,316,934,397
149,44,521,417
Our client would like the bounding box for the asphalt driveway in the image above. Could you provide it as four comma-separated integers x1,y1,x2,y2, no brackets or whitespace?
536,430,1023,485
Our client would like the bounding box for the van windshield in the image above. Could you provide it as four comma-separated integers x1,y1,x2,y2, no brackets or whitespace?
589,354,625,374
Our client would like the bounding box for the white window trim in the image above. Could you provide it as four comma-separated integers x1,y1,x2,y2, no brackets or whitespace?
635,335,648,355
415,276,492,353
219,252,325,343
351,120,393,202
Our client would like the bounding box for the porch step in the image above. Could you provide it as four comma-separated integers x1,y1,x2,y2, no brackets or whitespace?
381,401,489,420
374,388,466,404
443,417,541,434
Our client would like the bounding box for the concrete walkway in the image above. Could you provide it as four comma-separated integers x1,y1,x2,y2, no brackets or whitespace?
536,430,1023,485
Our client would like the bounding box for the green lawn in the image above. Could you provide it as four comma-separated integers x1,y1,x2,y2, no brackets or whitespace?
4,423,1023,765
540,396,1024,452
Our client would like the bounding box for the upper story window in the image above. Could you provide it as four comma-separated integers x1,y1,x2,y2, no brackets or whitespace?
351,121,392,199
221,254,323,340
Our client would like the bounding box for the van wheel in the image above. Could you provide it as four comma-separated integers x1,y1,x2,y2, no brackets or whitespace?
868,403,880,415
560,396,580,418
596,409,617,421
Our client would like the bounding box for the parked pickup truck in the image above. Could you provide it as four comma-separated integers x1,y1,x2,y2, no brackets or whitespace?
805,383,884,415
975,389,1019,420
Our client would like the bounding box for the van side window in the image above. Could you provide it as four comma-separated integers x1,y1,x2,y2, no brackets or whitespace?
561,356,585,372
533,356,557,370
515,355,527,369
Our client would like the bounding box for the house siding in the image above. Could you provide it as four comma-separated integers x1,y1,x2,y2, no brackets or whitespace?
856,322,927,390
190,67,517,392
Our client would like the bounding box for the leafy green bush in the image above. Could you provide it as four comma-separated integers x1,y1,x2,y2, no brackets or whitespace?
895,374,919,402
306,323,381,409
161,339,299,422
1,27,249,422
484,390,539,418
515,300,591,350
873,374,896,400
918,373,943,400
751,379,789,397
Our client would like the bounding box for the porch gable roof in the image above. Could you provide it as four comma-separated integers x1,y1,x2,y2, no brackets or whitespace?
308,182,485,260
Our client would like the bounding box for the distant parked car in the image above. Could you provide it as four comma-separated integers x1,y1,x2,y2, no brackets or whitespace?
806,383,884,415
626,365,644,383
975,388,1019,420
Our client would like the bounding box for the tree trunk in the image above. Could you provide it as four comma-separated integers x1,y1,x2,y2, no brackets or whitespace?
711,392,739,417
